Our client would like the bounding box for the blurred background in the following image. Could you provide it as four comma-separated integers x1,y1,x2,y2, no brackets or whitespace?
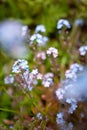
0,0,87,34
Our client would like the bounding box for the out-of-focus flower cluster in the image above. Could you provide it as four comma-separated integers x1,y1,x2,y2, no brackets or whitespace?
46,47,58,58
4,59,54,90
79,46,87,56
35,47,58,61
30,25,48,46
57,19,71,34
36,51,46,60
36,112,43,120
56,63,84,106
42,73,54,87
55,63,87,129
65,63,83,80
35,25,46,33
56,112,65,125
66,98,78,114
0,20,29,58
12,59,29,73
56,112,73,130
4,74,14,84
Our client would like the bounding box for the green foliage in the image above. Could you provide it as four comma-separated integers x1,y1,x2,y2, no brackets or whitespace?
0,92,13,122
0,0,87,34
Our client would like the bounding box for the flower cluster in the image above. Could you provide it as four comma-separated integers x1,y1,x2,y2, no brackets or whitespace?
12,59,29,73
42,73,54,87
4,74,14,84
0,20,29,58
79,46,87,56
10,60,40,90
35,25,46,33
15,68,40,91
66,98,78,114
56,80,78,114
57,19,71,31
55,88,65,100
65,63,83,80
30,33,48,46
65,70,77,81
46,47,58,58
55,64,87,129
36,51,46,60
36,112,43,120
56,112,65,125
56,112,73,130
74,19,83,26
5,59,55,90
70,63,83,73
67,122,73,130
30,24,48,46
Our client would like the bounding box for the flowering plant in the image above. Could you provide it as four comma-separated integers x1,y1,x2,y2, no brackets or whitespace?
0,17,87,130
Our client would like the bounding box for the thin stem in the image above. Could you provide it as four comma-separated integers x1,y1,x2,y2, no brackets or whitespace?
0,107,18,114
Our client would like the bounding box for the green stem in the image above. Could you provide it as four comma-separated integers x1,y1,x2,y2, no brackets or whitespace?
0,107,18,114
23,90,54,123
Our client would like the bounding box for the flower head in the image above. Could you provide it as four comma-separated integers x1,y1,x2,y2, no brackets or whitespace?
47,47,58,58
30,33,48,46
79,46,87,56
36,52,46,60
4,75,14,84
57,19,71,30
42,73,54,87
35,25,46,33
12,59,29,73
